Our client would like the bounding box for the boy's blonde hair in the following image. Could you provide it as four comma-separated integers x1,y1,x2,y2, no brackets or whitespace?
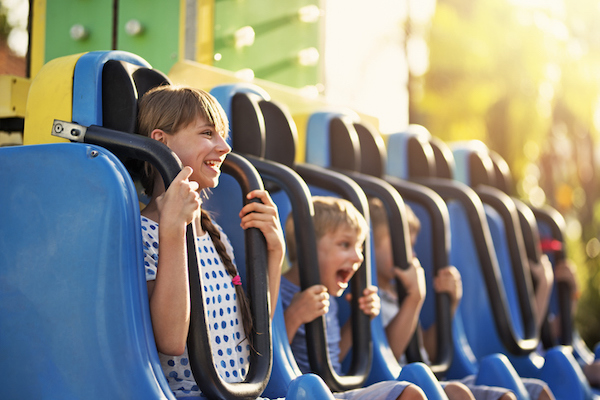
137,85,229,196
368,197,420,242
286,196,369,266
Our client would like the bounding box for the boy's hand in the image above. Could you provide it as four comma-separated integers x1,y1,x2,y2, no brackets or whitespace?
393,258,426,304
359,286,381,319
345,286,381,319
285,284,330,327
433,266,462,314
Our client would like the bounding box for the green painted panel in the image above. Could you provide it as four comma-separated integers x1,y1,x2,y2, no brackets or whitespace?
45,0,113,62
117,0,180,73
213,0,321,88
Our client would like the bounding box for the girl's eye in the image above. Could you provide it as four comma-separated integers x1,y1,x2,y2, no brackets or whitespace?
202,130,213,136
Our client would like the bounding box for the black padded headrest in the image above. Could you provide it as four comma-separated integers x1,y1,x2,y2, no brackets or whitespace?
354,122,386,178
429,137,454,179
489,151,513,194
329,117,361,172
407,136,435,179
230,92,266,158
469,151,496,188
260,100,297,168
101,60,171,134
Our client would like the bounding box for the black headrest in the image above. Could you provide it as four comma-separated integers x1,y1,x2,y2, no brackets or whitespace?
429,137,454,179
101,60,171,134
260,100,297,168
354,122,386,178
407,136,435,179
469,150,496,188
489,151,513,194
329,117,361,172
230,92,266,158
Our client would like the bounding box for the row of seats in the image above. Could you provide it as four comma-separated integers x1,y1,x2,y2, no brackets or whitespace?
0,50,597,399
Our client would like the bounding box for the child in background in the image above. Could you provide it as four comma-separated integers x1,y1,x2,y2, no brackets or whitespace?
547,258,600,388
137,85,285,398
369,197,556,400
281,196,428,400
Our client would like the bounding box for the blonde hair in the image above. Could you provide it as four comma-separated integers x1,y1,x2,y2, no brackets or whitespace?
137,85,254,342
286,196,368,266
368,197,420,242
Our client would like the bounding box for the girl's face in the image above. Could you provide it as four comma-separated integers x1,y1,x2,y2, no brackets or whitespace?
162,114,231,190
317,225,365,297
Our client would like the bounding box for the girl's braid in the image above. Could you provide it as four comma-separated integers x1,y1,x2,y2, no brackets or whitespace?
200,210,254,344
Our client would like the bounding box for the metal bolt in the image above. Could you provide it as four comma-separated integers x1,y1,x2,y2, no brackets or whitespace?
54,123,64,133
70,24,88,41
90,150,99,158
70,128,81,137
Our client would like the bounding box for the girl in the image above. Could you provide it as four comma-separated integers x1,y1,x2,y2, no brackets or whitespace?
137,85,285,398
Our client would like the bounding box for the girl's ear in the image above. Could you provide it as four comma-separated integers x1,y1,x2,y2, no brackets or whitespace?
151,129,167,144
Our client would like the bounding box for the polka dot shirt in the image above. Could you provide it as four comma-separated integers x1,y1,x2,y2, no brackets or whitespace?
141,216,250,398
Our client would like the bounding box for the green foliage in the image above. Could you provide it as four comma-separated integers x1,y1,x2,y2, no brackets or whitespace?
414,0,600,348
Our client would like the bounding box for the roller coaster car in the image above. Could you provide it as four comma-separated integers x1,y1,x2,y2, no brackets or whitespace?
0,50,333,400
385,126,593,399
209,83,449,399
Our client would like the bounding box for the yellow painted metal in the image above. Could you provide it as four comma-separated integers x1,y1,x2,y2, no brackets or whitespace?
0,76,31,118
29,0,47,78
197,0,215,65
23,53,82,145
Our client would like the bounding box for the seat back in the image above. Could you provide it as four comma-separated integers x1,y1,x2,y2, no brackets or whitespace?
0,143,171,399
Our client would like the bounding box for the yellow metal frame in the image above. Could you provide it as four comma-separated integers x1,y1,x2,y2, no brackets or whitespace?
23,53,82,145
0,76,30,118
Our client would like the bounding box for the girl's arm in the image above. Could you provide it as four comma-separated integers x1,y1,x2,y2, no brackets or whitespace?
147,167,200,356
239,190,286,318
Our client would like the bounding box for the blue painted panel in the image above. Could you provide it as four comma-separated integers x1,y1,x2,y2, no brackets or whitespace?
0,143,170,399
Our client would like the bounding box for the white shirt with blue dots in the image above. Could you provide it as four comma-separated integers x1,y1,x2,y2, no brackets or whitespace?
141,216,251,398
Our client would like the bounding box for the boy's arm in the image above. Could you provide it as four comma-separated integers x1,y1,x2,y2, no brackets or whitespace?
339,286,381,360
283,284,330,343
385,259,426,360
423,265,462,359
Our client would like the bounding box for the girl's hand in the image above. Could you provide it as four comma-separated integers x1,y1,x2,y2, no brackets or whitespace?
239,190,285,260
156,166,200,228
433,266,462,314
394,257,427,304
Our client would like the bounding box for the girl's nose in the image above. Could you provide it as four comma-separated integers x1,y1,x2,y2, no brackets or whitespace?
217,134,232,154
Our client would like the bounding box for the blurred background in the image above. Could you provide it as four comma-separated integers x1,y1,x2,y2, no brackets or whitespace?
2,0,598,348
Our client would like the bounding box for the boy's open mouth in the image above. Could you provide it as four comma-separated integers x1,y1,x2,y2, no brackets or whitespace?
336,269,353,287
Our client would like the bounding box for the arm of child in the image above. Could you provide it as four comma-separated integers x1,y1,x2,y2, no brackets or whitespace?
529,255,554,328
239,189,286,319
384,258,427,360
147,167,200,356
423,265,462,359
283,284,330,343
339,286,381,360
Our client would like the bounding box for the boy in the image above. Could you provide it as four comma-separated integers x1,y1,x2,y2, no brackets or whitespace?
280,196,427,400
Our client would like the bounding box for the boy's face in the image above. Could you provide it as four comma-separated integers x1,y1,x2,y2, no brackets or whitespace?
317,225,365,297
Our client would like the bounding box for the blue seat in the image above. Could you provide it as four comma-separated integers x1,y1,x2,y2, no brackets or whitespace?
11,49,331,400
210,83,448,399
0,143,173,399
387,127,594,399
